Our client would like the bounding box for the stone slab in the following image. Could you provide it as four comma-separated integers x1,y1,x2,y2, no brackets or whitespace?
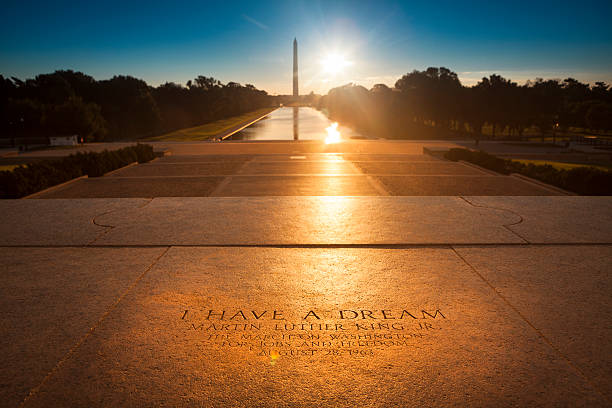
343,154,441,162
249,154,440,162
154,140,461,156
376,175,562,196
18,247,606,407
158,155,254,163
210,175,381,196
0,198,148,245
4,197,610,247
354,161,487,175
238,161,360,175
0,247,167,407
37,177,225,198
3,141,463,159
251,153,347,161
94,197,523,245
464,196,612,243
108,162,244,177
455,245,612,400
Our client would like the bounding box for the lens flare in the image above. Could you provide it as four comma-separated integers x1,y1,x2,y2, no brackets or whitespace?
321,54,352,75
270,350,280,365
325,122,342,144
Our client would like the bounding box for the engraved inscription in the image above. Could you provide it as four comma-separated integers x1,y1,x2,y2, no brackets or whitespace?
180,307,448,359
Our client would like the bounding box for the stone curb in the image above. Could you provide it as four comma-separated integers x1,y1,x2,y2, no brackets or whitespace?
148,151,171,162
22,175,88,199
458,160,501,176
422,147,501,176
219,109,278,141
510,173,576,196
422,147,448,158
422,146,577,195
103,161,138,176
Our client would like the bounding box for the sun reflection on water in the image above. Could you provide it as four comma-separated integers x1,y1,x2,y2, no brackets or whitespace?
325,122,342,144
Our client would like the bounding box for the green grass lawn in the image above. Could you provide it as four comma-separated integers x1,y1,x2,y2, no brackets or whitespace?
512,159,611,171
144,108,276,141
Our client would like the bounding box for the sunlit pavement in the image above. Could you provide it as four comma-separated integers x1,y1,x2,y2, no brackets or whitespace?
1,140,611,407
35,140,561,198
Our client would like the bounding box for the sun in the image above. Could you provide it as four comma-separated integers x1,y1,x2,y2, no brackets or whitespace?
321,53,351,75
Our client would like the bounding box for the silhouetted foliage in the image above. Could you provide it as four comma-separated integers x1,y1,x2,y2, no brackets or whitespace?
586,102,612,131
444,148,612,195
0,71,273,142
0,144,156,198
318,67,612,140
45,96,107,139
3,68,611,143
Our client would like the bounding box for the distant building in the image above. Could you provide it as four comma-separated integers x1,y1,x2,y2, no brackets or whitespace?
49,135,78,146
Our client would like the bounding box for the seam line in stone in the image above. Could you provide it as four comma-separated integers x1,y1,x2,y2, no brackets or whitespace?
450,246,610,404
208,159,252,196
18,246,171,408
347,160,390,196
98,174,512,178
87,198,154,245
3,243,611,249
459,196,529,243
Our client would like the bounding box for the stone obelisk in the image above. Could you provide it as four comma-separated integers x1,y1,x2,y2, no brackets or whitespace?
293,38,298,98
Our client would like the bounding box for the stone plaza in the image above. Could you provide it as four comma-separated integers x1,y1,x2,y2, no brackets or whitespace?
1,139,611,407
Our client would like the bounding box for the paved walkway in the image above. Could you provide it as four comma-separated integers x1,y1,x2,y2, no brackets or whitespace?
1,140,610,407
36,141,561,198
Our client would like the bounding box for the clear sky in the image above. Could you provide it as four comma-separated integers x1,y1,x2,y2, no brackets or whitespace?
1,0,611,94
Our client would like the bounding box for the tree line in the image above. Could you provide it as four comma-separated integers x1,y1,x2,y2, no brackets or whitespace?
0,71,272,142
318,67,612,140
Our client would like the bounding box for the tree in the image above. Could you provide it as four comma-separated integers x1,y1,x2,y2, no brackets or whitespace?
0,70,274,141
5,98,44,136
44,97,107,141
529,79,564,137
96,75,160,138
586,102,612,131
193,76,220,90
473,75,517,138
395,67,462,129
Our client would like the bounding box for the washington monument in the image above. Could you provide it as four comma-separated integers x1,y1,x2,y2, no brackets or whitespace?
293,38,298,97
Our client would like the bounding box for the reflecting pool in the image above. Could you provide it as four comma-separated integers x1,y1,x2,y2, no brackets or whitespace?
227,107,364,141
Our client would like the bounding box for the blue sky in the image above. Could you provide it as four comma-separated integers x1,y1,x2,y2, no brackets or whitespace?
1,0,611,94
